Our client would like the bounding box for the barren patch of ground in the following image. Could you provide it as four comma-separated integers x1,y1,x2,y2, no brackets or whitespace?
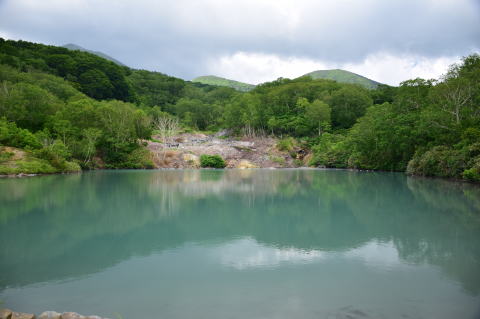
147,133,305,169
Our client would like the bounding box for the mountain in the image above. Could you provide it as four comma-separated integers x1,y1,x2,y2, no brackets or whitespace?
192,75,255,92
300,69,381,89
63,43,126,66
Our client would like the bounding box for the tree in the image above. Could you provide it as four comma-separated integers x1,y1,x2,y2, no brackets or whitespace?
328,86,372,129
305,99,331,136
81,128,101,165
153,115,179,150
78,69,113,99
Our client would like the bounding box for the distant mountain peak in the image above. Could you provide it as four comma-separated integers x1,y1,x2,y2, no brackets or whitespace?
301,69,381,89
62,43,126,66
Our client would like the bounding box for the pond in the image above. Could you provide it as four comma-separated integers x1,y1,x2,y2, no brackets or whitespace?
1,169,480,319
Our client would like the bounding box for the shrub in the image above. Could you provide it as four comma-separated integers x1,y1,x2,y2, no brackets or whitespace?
16,159,57,174
309,133,349,168
123,147,155,169
63,161,82,172
406,146,466,178
276,137,295,152
293,159,303,167
0,117,42,149
463,158,480,182
33,140,72,170
200,154,226,168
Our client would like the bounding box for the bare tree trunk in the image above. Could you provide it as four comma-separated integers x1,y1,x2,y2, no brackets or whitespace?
154,116,180,159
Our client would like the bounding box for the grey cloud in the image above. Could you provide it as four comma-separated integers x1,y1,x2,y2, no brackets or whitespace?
0,0,479,80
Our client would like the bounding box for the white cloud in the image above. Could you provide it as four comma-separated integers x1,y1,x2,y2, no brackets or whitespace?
207,51,462,85
0,0,478,80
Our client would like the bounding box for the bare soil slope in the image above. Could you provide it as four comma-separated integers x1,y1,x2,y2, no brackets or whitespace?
147,133,306,168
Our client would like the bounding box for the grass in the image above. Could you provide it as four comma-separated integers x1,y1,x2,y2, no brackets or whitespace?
270,155,286,166
276,137,296,152
0,147,81,175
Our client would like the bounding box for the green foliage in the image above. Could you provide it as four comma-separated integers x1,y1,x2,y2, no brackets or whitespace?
128,70,186,107
277,137,296,152
0,158,57,175
406,146,467,178
0,82,62,130
0,38,135,102
192,75,255,92
122,147,155,169
63,43,126,66
0,117,42,149
1,37,479,181
328,86,372,129
0,64,153,171
309,54,480,181
200,154,226,168
463,160,480,182
309,133,349,168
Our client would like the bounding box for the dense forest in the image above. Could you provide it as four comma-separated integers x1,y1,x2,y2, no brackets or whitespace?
0,38,479,182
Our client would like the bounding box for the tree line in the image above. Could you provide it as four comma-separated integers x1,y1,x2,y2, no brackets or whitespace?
0,38,478,181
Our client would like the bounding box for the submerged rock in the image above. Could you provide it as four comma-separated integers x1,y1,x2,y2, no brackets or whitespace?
0,309,13,319
12,313,35,319
39,312,61,319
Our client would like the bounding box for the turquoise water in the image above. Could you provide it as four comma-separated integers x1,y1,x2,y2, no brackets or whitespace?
1,169,479,319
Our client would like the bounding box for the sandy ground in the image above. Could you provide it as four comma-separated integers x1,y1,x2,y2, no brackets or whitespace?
146,133,306,168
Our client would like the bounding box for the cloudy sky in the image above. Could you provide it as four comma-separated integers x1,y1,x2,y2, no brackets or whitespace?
1,0,479,85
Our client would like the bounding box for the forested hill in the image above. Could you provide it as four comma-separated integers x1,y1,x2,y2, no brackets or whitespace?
192,75,255,92
301,69,381,89
63,43,126,66
0,37,479,183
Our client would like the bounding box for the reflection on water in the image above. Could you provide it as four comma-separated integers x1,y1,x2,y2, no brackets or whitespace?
0,169,479,319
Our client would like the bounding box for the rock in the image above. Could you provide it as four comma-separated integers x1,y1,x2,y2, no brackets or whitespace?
84,316,102,319
0,309,13,319
61,313,84,319
236,160,258,169
11,312,35,319
39,312,61,319
182,153,200,167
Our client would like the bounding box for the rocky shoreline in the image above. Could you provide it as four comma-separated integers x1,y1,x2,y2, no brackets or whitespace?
0,309,110,319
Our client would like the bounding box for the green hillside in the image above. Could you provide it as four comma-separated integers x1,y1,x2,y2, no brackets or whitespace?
192,75,255,92
301,69,381,89
63,43,126,66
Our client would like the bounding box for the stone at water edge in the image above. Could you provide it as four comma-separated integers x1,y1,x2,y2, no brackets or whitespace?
182,153,200,167
39,312,61,319
60,313,83,319
11,312,35,319
0,309,12,319
236,160,258,169
84,316,102,319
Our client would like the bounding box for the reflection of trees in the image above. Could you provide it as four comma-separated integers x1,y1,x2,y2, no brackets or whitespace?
0,170,479,294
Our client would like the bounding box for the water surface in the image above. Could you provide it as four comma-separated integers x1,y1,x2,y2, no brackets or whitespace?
1,169,480,319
